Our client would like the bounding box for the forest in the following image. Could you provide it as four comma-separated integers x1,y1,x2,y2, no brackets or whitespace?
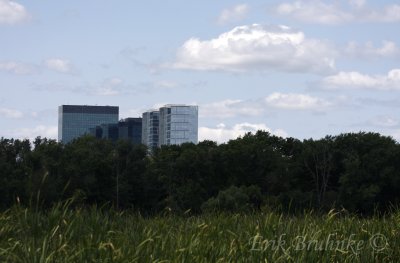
0,131,399,215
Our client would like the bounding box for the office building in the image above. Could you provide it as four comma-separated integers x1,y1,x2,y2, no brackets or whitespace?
58,105,119,143
158,104,198,146
96,123,119,141
118,118,142,144
141,110,160,149
89,118,142,144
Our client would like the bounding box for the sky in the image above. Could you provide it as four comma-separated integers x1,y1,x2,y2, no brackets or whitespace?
1,0,400,143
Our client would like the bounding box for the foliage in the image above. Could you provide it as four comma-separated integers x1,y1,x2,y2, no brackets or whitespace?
0,131,399,214
201,185,263,212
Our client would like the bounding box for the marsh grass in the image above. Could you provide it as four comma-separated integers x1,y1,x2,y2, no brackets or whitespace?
0,200,399,262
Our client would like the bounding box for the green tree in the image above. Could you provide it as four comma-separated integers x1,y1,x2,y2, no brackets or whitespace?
60,136,115,204
201,185,263,212
336,133,399,213
0,138,31,208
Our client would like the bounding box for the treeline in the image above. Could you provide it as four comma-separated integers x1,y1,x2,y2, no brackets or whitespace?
0,131,399,214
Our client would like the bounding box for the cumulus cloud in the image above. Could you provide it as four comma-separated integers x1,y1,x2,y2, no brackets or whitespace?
0,61,36,74
321,69,400,90
199,123,288,143
344,41,400,58
217,4,249,25
44,58,74,74
0,108,23,118
173,24,335,74
0,0,30,25
274,0,400,24
265,92,332,110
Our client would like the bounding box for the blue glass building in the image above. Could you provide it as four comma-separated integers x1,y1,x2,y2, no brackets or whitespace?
141,110,160,149
158,104,198,146
91,118,142,144
58,105,119,143
118,118,142,144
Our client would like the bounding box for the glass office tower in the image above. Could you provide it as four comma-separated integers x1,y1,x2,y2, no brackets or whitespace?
98,123,119,141
141,110,160,149
158,104,198,146
58,105,119,143
89,118,142,144
118,118,142,144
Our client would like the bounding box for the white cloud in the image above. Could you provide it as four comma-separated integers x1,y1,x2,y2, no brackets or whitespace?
200,99,263,118
7,125,57,141
199,123,288,143
44,58,73,73
345,41,400,58
217,4,249,25
0,108,23,118
276,1,353,25
173,24,335,74
265,92,332,110
0,0,30,25
275,1,400,24
321,69,400,90
0,61,36,74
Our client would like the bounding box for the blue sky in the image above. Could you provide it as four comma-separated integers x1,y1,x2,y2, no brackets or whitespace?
1,0,400,143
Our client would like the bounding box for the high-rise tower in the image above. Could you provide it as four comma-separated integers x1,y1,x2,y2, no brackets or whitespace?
141,110,160,149
58,105,119,143
158,104,198,146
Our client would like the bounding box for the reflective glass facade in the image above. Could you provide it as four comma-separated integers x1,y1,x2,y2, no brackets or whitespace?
58,105,119,143
158,105,198,146
142,110,159,149
118,118,142,144
99,123,119,141
89,118,142,144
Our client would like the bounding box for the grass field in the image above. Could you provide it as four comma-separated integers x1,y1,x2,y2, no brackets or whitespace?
0,200,399,262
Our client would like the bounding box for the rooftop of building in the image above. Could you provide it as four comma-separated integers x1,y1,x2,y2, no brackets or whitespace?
121,117,142,122
162,104,198,107
59,105,119,114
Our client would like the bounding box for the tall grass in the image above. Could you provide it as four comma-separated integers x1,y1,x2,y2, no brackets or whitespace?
0,200,399,262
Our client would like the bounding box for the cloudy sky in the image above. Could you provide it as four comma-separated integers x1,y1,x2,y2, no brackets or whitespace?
1,0,400,143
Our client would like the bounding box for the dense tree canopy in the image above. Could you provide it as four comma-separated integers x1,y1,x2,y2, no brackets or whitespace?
0,132,399,214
